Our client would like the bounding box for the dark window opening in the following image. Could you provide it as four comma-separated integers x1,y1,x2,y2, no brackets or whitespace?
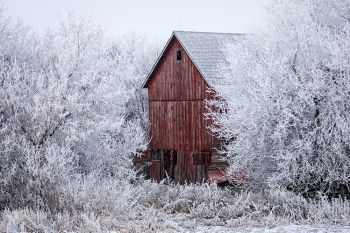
176,50,182,61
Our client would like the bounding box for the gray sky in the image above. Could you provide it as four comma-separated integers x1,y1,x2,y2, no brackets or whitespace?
2,0,271,43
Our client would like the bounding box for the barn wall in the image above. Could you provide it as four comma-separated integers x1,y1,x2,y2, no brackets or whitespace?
149,101,213,151
147,37,213,152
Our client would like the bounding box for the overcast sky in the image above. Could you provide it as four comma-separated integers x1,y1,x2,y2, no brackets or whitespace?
2,0,271,44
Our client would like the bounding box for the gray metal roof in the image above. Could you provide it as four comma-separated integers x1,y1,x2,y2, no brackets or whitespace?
174,31,243,87
142,31,243,88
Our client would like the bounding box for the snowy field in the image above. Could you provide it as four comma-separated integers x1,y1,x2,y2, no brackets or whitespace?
196,225,350,233
113,224,350,233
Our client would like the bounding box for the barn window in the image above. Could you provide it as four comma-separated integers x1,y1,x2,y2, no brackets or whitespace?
176,50,182,61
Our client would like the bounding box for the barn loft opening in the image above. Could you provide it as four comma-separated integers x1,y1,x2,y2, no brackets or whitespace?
176,50,181,61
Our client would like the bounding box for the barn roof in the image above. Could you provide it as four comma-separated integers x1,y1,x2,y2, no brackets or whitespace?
142,31,243,88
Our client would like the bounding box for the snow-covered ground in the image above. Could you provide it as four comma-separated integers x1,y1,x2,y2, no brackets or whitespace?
195,225,350,233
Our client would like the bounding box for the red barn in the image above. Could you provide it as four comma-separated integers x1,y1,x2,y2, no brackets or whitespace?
141,31,241,183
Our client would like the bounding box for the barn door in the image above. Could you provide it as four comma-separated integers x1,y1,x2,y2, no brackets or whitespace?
150,149,177,182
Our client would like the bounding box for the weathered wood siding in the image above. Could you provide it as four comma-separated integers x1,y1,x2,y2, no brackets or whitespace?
149,101,212,151
147,37,213,151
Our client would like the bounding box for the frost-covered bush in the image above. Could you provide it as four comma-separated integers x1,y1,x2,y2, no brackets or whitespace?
138,181,233,213
2,185,350,232
210,0,350,197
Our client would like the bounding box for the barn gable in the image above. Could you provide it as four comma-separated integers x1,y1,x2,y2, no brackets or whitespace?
143,31,243,89
146,35,210,101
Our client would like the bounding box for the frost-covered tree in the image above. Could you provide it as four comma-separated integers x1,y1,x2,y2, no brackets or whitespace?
0,11,156,211
211,0,350,197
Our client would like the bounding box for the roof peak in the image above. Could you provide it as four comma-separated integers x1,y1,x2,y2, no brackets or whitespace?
142,30,244,88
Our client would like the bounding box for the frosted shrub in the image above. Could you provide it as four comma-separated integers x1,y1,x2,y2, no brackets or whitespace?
137,181,232,213
2,183,350,231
